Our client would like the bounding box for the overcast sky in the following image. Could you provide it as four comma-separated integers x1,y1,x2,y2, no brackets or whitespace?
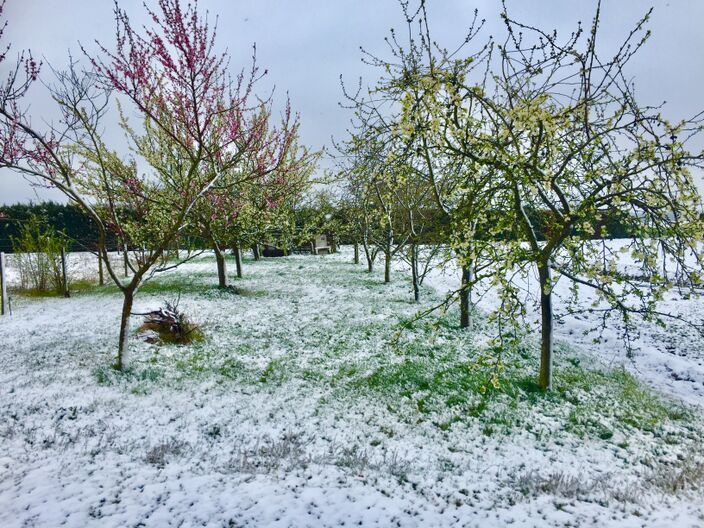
1,0,703,204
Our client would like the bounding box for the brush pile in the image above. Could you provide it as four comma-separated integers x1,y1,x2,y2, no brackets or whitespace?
138,299,203,344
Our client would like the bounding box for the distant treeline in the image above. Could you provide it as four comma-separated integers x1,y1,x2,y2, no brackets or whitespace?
0,201,641,253
0,202,110,253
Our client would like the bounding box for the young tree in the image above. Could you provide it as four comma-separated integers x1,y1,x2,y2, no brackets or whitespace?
340,132,411,283
392,160,446,302
193,103,307,287
344,171,381,273
0,0,272,369
451,2,704,389
341,2,498,318
344,0,704,391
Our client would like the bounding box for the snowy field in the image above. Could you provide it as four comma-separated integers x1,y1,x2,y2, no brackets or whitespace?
416,241,704,408
1,248,703,527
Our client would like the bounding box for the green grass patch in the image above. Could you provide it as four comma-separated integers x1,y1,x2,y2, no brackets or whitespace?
555,366,691,436
174,346,251,381
136,279,211,296
74,251,697,448
342,333,690,440
259,357,289,384
19,278,106,297
94,364,163,386
9,286,70,298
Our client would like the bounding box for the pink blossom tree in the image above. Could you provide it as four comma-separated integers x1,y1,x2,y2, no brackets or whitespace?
195,103,320,287
0,0,289,369
195,101,293,287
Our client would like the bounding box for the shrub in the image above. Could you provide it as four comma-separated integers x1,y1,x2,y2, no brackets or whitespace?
10,214,69,294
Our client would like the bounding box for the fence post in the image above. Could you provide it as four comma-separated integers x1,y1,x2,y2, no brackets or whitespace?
61,247,70,298
0,252,8,315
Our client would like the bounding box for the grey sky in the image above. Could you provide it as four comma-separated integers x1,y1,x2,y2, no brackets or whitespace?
1,0,703,204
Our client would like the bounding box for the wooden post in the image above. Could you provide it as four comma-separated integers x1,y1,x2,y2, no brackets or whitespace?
0,252,8,315
60,247,70,298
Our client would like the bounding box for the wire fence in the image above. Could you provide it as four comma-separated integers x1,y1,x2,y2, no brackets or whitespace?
0,250,128,291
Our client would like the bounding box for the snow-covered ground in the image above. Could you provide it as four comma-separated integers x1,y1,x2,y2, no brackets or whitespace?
415,242,704,407
1,248,703,527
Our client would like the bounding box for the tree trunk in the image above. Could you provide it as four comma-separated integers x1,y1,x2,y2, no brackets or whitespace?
117,287,135,371
410,243,420,302
384,251,391,283
234,242,243,278
214,245,228,288
460,262,473,329
123,250,129,278
252,244,260,261
330,233,337,253
538,262,553,391
98,248,104,286
353,242,359,264
60,247,70,298
363,238,374,272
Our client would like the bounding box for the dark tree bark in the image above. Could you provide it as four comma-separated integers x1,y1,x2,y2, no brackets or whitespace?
362,237,374,273
252,244,260,261
410,243,420,302
366,252,374,272
538,261,553,391
98,247,104,286
234,242,243,278
353,242,359,264
459,263,473,329
117,285,136,371
214,245,228,288
60,247,70,297
384,250,391,283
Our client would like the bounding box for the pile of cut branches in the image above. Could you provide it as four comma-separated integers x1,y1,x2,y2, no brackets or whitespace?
137,299,203,345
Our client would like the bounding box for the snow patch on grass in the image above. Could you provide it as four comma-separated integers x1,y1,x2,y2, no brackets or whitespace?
1,248,703,527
